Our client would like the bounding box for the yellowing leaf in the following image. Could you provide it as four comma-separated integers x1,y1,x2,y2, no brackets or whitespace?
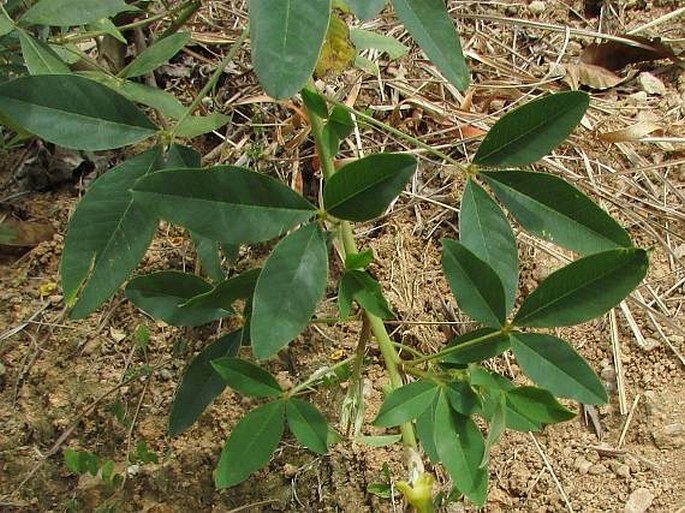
316,14,356,78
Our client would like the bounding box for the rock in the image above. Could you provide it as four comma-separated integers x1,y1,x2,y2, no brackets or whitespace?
610,460,630,478
528,0,546,14
638,72,666,95
642,337,660,351
588,463,608,475
574,456,593,474
653,423,685,449
624,488,654,513
674,244,685,260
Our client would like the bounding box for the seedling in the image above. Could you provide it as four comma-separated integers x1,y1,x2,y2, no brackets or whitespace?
0,0,648,509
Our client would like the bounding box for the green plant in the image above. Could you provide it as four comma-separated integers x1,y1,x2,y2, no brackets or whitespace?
0,1,648,509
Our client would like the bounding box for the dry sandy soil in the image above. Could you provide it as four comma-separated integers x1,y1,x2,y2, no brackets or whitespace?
1,1,684,512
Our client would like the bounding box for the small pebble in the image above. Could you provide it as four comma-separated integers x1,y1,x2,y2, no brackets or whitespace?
528,0,546,14
588,463,608,475
624,488,654,513
638,72,666,95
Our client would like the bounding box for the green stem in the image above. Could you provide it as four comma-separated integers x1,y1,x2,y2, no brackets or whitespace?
408,328,508,366
324,96,468,172
53,0,198,43
159,0,202,40
303,85,418,451
287,356,356,397
169,26,249,140
365,313,417,449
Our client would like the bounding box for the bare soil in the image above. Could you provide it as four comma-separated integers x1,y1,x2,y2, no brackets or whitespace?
1,1,684,512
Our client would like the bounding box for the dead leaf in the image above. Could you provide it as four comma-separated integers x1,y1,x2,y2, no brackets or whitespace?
565,62,625,90
581,35,681,71
0,218,54,252
316,13,356,78
598,121,662,143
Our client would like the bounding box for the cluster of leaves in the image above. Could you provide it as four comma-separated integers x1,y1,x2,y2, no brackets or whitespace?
0,0,649,509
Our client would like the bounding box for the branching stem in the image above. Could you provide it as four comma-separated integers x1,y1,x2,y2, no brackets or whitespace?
303,84,418,452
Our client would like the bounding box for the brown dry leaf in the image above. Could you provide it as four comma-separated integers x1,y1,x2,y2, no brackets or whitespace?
598,121,663,143
565,62,625,90
581,35,681,71
0,217,54,253
454,124,487,140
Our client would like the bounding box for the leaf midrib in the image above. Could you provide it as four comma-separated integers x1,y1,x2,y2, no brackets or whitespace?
515,253,634,324
0,96,155,132
491,177,618,247
512,335,603,402
476,103,580,164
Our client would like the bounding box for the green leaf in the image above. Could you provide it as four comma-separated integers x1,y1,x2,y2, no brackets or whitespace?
327,106,355,140
64,448,100,476
120,32,191,78
355,434,402,447
21,0,135,26
0,223,15,244
192,233,224,282
19,31,69,74
168,330,241,436
445,381,482,416
473,91,589,167
175,113,231,138
345,249,374,270
182,268,260,312
441,239,507,328
215,400,285,488
125,271,232,326
483,170,632,255
287,398,329,454
88,18,126,44
506,386,575,428
373,380,438,427
79,71,187,120
211,357,282,397
511,333,608,404
433,392,488,506
338,270,394,320
391,0,469,90
301,88,328,119
480,392,505,467
442,328,511,365
346,0,386,20
133,166,317,244
61,149,161,318
415,398,439,462
513,248,648,327
460,180,518,312
249,0,331,98
350,28,408,59
0,6,14,36
164,142,201,168
251,223,329,359
0,74,157,150
324,153,417,222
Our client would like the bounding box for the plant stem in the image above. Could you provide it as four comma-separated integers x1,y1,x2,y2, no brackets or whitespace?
303,84,418,452
287,356,356,397
169,26,249,140
159,0,202,40
53,0,198,43
407,328,507,366
323,96,468,172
